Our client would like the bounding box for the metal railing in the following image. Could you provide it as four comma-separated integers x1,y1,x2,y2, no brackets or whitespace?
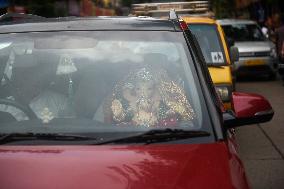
131,1,210,17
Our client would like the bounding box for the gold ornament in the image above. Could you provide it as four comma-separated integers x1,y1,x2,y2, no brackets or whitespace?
109,67,196,127
111,99,126,122
40,107,54,124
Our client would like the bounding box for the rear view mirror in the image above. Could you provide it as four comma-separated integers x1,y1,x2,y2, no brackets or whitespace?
230,46,239,63
223,92,274,128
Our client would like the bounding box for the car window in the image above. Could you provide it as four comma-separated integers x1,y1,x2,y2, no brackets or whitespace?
222,23,266,42
0,31,213,140
189,24,226,65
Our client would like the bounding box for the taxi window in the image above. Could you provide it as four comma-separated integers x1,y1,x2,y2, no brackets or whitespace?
189,24,226,65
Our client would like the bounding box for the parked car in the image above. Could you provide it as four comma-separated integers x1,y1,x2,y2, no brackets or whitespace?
0,13,274,189
183,16,237,110
217,19,278,79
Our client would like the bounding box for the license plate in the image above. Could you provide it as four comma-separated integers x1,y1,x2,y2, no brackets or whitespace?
244,59,265,66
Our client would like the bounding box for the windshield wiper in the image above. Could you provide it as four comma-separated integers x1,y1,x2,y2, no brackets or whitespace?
0,133,97,144
94,128,210,145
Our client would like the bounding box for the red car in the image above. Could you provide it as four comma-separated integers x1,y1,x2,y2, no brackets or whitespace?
0,13,273,189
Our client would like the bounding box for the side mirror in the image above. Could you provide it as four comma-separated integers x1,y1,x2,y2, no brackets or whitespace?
223,92,274,128
230,46,239,63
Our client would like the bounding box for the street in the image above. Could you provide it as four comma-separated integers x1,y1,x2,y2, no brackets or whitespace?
236,77,284,189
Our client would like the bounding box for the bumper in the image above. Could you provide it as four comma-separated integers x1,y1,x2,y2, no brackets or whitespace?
235,56,277,76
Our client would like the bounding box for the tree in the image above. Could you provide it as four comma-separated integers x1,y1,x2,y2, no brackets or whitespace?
212,0,236,18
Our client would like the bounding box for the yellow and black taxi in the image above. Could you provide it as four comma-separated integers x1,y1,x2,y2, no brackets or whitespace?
131,2,237,109
183,17,237,110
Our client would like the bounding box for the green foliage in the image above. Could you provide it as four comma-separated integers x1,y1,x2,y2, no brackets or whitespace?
14,0,69,17
212,0,236,19
26,0,58,17
121,0,132,7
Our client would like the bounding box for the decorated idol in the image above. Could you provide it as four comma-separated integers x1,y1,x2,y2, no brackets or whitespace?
109,67,195,127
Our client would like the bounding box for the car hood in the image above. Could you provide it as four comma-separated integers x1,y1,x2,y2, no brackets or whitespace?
235,41,274,53
0,142,247,189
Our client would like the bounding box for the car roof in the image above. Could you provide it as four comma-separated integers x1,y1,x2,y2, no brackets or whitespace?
217,19,256,25
0,16,182,34
0,13,44,22
182,16,216,25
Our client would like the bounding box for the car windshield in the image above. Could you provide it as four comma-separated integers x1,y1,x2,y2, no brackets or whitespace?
0,31,213,143
189,24,226,65
222,23,266,42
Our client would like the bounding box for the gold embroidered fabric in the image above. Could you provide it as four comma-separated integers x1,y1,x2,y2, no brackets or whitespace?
109,67,196,127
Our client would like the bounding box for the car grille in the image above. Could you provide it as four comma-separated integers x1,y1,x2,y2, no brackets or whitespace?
240,51,270,57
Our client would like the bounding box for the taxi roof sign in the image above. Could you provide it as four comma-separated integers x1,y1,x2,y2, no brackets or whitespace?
131,1,210,17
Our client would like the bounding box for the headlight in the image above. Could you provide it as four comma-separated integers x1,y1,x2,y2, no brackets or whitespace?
270,48,277,58
215,85,232,102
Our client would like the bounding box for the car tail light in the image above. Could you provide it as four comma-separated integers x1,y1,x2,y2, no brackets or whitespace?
179,20,188,30
215,85,232,103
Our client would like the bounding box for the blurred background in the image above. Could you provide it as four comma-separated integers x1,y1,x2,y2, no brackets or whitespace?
1,0,284,41
1,0,282,42
0,0,283,20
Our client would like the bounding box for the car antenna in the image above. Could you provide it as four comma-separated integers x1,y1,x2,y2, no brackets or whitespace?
169,9,179,20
